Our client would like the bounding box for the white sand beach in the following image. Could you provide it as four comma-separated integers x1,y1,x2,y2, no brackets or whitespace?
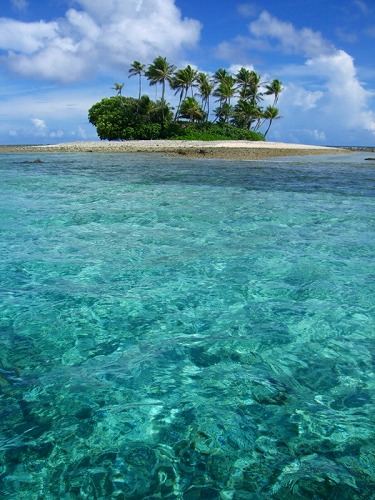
0,140,351,160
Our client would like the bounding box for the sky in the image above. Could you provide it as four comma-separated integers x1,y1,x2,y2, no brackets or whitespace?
0,0,375,146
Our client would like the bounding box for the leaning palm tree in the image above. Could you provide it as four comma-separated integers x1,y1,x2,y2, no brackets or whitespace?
145,56,176,124
264,79,283,106
170,75,185,120
262,106,281,136
248,70,263,105
128,61,146,100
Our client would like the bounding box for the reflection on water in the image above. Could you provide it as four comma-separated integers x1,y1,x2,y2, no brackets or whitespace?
0,153,374,498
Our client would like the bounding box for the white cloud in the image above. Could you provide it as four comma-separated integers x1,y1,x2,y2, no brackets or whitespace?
75,126,87,139
50,130,64,138
215,36,270,64
249,11,334,57
282,84,323,110
0,0,201,83
11,0,28,11
306,50,375,133
335,28,358,43
31,118,48,135
8,45,95,83
237,3,257,18
241,10,375,140
0,82,112,144
0,19,58,54
31,118,46,129
28,117,80,140
305,129,326,141
229,63,255,75
354,0,369,15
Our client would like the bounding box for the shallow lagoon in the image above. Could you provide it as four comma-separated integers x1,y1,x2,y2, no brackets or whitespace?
0,152,374,498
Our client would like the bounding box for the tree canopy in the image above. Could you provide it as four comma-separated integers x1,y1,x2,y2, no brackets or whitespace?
88,56,283,141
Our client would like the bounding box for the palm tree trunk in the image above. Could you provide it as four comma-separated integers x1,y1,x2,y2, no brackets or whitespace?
161,81,165,124
264,118,273,137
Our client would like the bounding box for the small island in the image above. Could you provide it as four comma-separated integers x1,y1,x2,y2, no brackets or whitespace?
88,56,283,142
1,56,353,159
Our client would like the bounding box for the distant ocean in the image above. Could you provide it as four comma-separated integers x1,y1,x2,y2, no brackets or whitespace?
341,146,375,150
0,151,374,498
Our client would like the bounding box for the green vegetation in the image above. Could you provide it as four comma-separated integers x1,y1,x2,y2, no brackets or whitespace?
88,56,283,141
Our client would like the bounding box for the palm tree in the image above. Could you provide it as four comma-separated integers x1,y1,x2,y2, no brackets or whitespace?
172,65,198,119
145,56,176,124
179,65,198,97
214,102,233,124
179,97,204,122
247,70,263,105
111,82,124,96
264,79,283,106
235,67,253,98
219,76,236,105
151,99,173,124
137,95,156,119
262,106,281,136
213,75,236,123
197,72,214,121
213,68,230,84
231,99,261,130
128,61,146,100
170,75,185,120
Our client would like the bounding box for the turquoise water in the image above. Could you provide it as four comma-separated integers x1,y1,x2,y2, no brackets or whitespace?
0,152,374,499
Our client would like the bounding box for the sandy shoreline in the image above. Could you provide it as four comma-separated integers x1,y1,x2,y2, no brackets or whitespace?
0,140,352,160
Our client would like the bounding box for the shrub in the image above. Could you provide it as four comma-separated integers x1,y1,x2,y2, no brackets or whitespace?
170,123,265,141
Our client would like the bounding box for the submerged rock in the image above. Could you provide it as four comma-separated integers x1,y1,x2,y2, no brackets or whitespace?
252,378,289,405
20,158,44,164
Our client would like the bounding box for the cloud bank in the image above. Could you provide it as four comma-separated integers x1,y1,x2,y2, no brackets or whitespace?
0,0,201,83
218,10,375,142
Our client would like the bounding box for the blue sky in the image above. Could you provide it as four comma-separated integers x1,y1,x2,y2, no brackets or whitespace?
0,0,374,145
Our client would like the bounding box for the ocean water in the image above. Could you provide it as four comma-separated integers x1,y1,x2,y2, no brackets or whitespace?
0,151,374,499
